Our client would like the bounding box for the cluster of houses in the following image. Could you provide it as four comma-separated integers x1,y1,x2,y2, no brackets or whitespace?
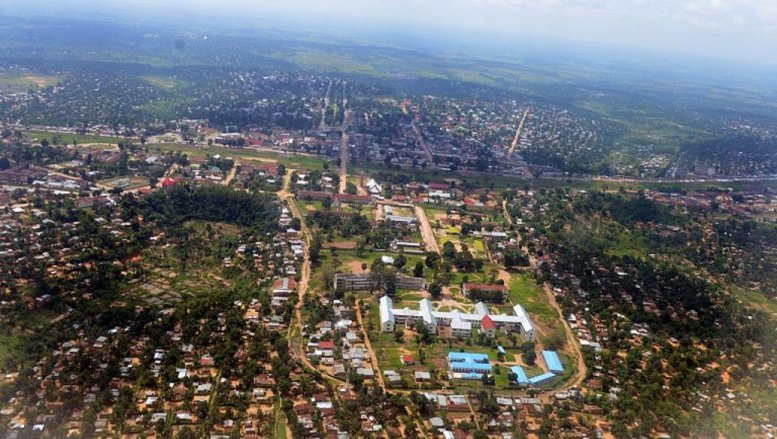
231,162,282,191
0,201,132,298
0,301,286,438
302,298,374,379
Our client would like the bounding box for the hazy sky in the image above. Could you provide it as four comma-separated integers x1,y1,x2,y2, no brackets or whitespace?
7,0,777,65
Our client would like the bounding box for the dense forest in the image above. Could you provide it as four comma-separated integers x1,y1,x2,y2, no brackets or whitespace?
122,184,279,232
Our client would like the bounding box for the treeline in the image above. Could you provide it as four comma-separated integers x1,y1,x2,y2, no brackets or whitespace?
307,212,371,238
680,133,777,175
122,184,279,231
572,191,677,227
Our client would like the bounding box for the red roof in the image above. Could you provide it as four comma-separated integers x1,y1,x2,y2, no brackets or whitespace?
162,177,179,187
429,182,449,190
401,355,415,364
481,315,496,331
319,341,335,350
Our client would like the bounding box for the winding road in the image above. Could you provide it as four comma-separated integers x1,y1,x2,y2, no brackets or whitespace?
505,197,588,395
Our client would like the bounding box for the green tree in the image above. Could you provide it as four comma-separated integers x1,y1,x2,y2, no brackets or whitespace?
544,328,567,351
442,241,457,260
413,261,424,278
425,252,440,268
428,282,442,299
393,254,407,270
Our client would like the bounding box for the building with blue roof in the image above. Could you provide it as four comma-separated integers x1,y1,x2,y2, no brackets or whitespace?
497,346,506,355
459,372,485,380
528,372,557,386
542,350,564,375
447,352,492,374
510,366,529,387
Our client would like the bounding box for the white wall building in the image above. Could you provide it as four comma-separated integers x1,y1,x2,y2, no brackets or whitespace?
379,297,536,342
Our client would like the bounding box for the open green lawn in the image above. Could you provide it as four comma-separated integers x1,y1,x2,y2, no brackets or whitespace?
0,308,61,372
24,130,121,145
0,72,62,88
272,400,287,439
296,200,323,215
0,331,25,372
447,263,499,288
99,176,150,190
731,286,777,318
147,143,329,170
508,272,557,325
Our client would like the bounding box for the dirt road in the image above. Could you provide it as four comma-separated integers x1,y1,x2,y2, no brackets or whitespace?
508,107,530,157
502,199,513,226
503,197,587,393
414,205,440,255
339,131,349,194
410,120,434,166
355,300,386,389
221,161,239,187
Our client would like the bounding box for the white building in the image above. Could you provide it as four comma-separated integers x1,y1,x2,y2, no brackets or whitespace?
366,178,382,195
379,296,395,332
379,297,536,342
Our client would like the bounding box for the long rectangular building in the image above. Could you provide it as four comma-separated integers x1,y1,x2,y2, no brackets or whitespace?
335,273,427,292
542,350,564,375
379,297,536,341
447,352,492,374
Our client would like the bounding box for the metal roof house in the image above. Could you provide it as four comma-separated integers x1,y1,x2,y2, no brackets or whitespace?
542,350,564,375
510,366,529,386
447,352,492,374
529,372,557,386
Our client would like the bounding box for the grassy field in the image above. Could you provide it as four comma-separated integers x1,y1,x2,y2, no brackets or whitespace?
0,308,61,373
148,143,329,170
0,72,62,89
140,75,185,90
24,130,122,145
99,176,150,190
507,272,557,325
272,400,287,439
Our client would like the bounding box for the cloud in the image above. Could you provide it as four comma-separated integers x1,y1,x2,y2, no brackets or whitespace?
5,0,776,64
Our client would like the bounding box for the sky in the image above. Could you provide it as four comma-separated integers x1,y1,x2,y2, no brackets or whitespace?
5,0,777,66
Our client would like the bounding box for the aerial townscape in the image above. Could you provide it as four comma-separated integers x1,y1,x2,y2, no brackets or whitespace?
0,3,776,439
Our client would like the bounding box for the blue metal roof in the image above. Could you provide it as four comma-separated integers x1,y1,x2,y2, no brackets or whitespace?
497,346,506,355
529,372,557,385
459,372,484,380
542,350,564,374
448,352,489,363
510,366,529,384
450,362,492,372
